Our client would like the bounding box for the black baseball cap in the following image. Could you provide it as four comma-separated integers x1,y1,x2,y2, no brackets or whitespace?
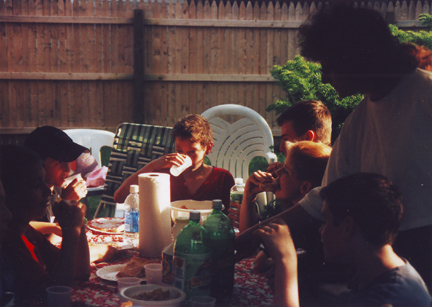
24,126,89,162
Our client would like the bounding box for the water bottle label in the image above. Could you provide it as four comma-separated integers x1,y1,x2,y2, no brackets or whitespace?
230,192,243,209
125,211,139,233
173,252,212,297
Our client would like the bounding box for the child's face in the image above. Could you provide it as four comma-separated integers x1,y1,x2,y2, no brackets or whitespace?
320,201,346,263
274,154,304,202
175,138,210,170
44,157,72,188
9,164,51,223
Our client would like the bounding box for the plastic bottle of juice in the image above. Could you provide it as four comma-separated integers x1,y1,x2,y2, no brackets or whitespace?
173,211,213,298
203,199,235,300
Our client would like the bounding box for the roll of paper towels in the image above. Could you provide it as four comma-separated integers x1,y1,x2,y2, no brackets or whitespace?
138,173,172,257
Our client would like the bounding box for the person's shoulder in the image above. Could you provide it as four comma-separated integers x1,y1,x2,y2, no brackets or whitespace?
356,260,431,307
212,167,234,178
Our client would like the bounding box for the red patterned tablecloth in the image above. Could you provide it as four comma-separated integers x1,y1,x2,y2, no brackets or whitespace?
72,229,274,307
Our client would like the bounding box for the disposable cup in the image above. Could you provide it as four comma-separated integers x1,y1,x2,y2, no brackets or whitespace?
117,277,141,290
46,286,72,307
144,263,163,285
170,156,192,177
189,296,216,307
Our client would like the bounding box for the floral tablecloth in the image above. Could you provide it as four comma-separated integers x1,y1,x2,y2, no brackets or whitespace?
72,228,274,307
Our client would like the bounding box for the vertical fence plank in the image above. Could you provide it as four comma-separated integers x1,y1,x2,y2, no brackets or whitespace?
188,0,198,114
51,0,61,128
265,1,274,125
166,0,175,126
180,0,190,117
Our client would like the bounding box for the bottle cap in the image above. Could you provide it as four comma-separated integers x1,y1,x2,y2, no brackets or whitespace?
130,185,139,193
212,199,223,210
235,178,244,185
189,210,201,221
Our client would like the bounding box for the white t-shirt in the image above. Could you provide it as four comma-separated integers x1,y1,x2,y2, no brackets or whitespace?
300,68,432,231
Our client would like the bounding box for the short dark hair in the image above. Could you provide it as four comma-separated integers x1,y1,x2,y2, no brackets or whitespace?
277,100,332,145
0,145,43,197
320,173,403,247
171,114,213,147
299,3,418,78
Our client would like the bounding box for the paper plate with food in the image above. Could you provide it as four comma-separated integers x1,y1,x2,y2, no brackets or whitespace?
87,217,125,234
96,256,154,282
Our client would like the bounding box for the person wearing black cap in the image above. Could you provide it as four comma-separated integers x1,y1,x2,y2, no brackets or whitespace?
24,126,119,263
24,126,89,208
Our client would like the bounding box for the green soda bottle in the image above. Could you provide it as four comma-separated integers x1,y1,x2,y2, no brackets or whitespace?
202,199,235,300
173,210,213,298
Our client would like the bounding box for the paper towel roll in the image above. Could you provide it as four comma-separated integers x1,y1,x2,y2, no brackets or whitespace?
138,173,172,257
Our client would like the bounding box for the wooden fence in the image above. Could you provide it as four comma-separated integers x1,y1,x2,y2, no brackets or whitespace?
0,0,430,137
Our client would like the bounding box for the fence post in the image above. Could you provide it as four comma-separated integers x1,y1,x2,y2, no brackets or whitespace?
133,9,145,123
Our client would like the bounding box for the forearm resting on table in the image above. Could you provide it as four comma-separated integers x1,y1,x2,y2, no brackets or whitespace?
30,221,62,236
235,205,316,261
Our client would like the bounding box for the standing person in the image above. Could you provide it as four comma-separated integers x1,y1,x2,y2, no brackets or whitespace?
236,3,432,289
0,145,90,306
114,114,235,209
255,173,431,307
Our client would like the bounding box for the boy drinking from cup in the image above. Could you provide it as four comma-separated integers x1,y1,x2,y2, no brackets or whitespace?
114,114,235,209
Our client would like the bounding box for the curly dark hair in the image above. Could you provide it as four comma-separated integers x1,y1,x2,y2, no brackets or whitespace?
298,3,418,78
171,114,213,147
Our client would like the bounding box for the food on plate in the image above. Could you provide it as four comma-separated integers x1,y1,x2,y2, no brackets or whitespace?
87,218,124,233
132,288,180,301
259,177,279,192
180,205,188,209
120,301,133,307
116,256,153,278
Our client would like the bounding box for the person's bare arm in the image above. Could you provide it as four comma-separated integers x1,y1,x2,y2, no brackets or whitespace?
254,219,299,307
235,204,317,262
114,153,187,203
239,171,273,233
50,201,90,285
29,221,62,236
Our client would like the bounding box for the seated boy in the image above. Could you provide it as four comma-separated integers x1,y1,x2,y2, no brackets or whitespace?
0,145,90,305
239,141,331,233
114,114,235,209
255,173,431,307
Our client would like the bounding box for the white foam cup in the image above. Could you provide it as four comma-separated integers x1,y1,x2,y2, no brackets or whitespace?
170,156,192,177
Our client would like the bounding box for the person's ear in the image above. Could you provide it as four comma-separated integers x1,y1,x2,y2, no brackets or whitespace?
300,181,312,195
302,130,317,142
205,142,213,155
341,216,355,239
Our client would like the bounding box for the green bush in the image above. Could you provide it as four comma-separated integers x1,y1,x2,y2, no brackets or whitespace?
390,14,432,49
267,55,363,142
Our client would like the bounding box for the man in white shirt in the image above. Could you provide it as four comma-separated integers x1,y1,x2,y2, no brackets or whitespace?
236,3,432,289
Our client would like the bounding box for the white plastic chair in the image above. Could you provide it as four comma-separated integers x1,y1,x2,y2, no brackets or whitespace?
201,104,277,182
63,129,115,167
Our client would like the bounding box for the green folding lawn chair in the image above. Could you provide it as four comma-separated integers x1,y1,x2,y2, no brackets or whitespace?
94,123,175,218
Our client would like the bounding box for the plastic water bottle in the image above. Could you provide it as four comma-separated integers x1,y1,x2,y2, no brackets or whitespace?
230,177,245,211
124,184,139,246
173,211,212,298
203,199,235,300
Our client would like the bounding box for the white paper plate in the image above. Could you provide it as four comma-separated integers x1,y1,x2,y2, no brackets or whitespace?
87,218,124,234
96,264,147,282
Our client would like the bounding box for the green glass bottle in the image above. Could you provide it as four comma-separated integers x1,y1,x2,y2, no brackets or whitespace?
173,210,213,298
203,199,235,300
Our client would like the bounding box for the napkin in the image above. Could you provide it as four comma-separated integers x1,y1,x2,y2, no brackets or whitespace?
138,173,172,257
